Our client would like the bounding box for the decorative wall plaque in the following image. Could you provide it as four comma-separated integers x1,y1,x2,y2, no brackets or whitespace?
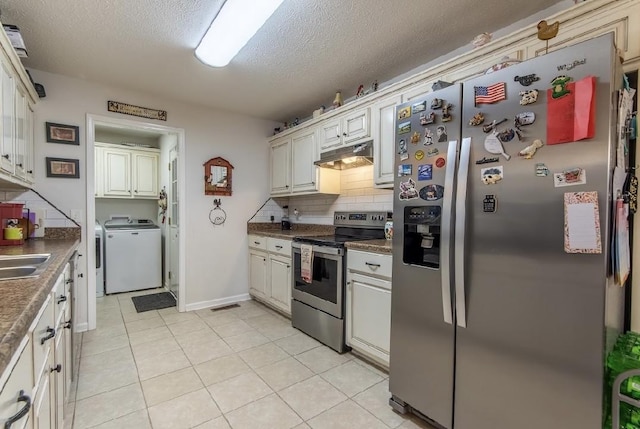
107,100,167,121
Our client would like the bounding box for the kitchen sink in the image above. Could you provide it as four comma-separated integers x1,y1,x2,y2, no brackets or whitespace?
0,254,52,280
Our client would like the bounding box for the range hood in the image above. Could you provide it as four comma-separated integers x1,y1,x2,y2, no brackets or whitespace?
314,142,374,170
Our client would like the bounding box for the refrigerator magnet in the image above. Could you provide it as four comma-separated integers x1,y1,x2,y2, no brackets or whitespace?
411,131,421,145
399,178,419,200
398,121,411,134
417,164,433,181
419,184,444,201
420,112,435,125
398,164,412,176
481,166,504,185
519,89,539,105
415,150,425,161
550,75,572,99
514,74,540,86
535,163,550,177
497,128,516,142
483,195,497,212
469,112,485,126
412,101,426,114
475,156,499,165
518,139,544,159
484,133,511,160
442,104,453,122
398,106,411,120
436,126,448,142
423,128,434,146
553,168,586,187
430,98,444,109
435,157,446,168
426,148,439,158
482,118,507,133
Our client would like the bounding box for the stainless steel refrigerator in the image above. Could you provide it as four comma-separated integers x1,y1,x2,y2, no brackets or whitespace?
389,33,626,429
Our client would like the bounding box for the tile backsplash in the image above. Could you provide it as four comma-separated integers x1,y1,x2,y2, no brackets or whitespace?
3,190,80,228
249,166,393,225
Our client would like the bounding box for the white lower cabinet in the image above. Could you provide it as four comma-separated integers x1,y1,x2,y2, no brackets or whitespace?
0,262,73,429
248,235,292,316
346,250,392,368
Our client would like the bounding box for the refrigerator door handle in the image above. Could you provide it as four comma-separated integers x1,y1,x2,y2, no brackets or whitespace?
454,137,472,328
440,139,457,325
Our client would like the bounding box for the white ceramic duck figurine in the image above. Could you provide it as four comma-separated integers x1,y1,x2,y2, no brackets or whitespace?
518,139,544,159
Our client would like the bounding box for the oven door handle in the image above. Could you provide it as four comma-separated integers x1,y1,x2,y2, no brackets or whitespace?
291,242,343,256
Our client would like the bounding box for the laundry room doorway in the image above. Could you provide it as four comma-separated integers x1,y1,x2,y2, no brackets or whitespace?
86,114,186,331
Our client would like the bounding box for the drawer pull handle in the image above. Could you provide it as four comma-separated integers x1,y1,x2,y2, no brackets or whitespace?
4,390,31,428
57,295,67,304
64,320,72,329
365,262,381,268
65,278,73,284
254,241,260,245
50,364,62,373
275,245,283,249
41,327,55,345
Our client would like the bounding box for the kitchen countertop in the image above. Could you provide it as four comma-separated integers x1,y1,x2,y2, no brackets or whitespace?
0,238,80,377
346,239,393,254
248,223,334,240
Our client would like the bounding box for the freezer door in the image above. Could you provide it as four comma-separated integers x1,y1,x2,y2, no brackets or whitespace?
389,84,461,429
454,33,622,429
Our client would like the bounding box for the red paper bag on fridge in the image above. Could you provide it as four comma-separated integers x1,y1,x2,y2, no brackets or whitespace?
573,76,596,141
546,76,596,145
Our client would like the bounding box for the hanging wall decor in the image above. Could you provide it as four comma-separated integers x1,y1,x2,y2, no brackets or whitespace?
209,199,227,226
107,100,167,121
204,157,233,196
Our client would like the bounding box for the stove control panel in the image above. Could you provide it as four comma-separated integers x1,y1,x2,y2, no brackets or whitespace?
334,211,392,228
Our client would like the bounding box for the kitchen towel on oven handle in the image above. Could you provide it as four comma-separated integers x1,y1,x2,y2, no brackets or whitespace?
300,244,313,283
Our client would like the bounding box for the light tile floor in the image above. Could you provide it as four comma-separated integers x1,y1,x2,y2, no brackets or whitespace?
69,289,436,429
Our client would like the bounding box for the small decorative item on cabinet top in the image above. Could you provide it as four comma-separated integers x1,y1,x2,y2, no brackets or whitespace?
204,157,233,196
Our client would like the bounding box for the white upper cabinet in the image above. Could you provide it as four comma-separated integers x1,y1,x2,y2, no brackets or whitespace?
0,59,15,175
96,143,160,199
270,137,291,195
318,107,370,153
291,129,317,193
372,94,402,188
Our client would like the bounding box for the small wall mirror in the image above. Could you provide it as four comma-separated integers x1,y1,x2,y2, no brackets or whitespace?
204,157,233,196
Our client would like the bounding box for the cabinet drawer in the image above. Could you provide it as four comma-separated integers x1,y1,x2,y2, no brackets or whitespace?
347,250,392,279
31,296,54,382
267,238,291,257
248,235,267,250
0,340,33,429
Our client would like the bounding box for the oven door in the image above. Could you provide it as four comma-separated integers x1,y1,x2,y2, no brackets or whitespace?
292,244,344,319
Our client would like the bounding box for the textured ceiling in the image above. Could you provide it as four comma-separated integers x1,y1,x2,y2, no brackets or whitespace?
1,0,565,122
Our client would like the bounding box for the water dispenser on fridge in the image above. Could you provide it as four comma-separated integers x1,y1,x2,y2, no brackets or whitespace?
402,206,441,269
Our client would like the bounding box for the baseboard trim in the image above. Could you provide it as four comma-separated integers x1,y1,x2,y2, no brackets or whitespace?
185,293,252,312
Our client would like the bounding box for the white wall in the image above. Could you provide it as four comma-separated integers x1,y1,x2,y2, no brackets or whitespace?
95,199,158,223
27,69,275,326
250,166,393,224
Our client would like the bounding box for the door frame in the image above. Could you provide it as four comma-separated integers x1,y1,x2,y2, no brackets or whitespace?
86,114,187,330
167,145,179,299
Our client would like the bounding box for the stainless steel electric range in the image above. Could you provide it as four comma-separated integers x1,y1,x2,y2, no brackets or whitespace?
291,211,390,352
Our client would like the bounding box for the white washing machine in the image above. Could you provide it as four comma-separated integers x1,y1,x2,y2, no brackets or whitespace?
104,218,162,294
95,221,104,297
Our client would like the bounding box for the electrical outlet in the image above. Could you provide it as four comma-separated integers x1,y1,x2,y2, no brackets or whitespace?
270,215,275,222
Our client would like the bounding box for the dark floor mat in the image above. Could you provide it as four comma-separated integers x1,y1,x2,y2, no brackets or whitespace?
132,292,176,313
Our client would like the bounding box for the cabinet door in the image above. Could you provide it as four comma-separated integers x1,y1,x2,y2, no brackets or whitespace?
103,149,131,197
291,129,318,193
342,108,370,144
270,138,291,195
94,147,103,197
318,119,342,152
269,255,291,315
346,272,391,366
34,351,53,429
0,341,34,429
24,102,34,184
0,59,15,174
53,333,64,429
249,250,268,299
372,95,402,187
132,152,159,198
13,88,25,180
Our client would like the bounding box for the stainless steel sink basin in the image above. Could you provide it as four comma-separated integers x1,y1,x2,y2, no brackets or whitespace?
0,254,52,280
0,254,51,268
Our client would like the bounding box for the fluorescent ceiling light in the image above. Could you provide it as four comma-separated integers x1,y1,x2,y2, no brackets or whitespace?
195,0,285,67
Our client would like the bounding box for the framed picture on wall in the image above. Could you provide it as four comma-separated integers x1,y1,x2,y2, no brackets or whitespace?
45,122,80,145
46,157,80,178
